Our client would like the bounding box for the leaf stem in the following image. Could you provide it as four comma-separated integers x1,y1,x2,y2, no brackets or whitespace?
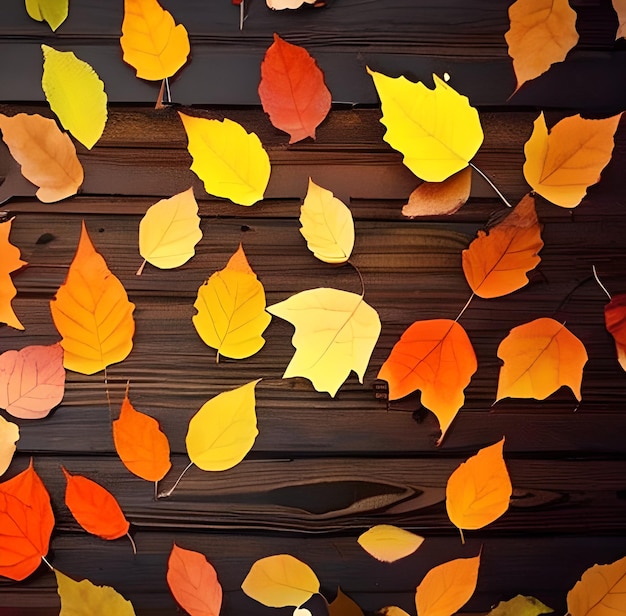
41,556,54,571
154,480,158,501
136,259,147,276
239,0,245,30
459,528,465,545
157,461,193,499
592,265,612,300
104,368,112,419
455,293,474,322
126,532,137,555
469,163,512,208
347,260,365,297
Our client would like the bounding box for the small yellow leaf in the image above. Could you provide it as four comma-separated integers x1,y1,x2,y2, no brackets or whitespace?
379,608,412,616
41,45,108,150
179,112,271,206
489,595,553,616
186,380,260,471
357,525,424,563
0,416,19,477
329,587,364,616
25,0,68,31
241,554,320,608
567,555,626,616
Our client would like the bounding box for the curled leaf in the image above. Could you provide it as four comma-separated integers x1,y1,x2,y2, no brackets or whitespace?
402,168,471,218
0,217,27,330
488,595,553,616
357,525,424,563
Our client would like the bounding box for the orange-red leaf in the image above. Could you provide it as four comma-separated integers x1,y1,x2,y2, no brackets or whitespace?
402,168,472,218
462,194,543,298
0,217,27,330
378,319,477,444
258,33,331,144
62,467,129,540
167,543,223,616
604,294,626,371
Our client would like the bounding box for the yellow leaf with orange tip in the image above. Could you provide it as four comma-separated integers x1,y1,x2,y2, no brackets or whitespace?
0,416,19,477
402,168,471,218
357,525,424,563
121,0,190,81
50,222,136,375
523,112,621,208
505,0,578,93
329,587,364,616
0,218,27,330
25,0,68,31
614,1,626,39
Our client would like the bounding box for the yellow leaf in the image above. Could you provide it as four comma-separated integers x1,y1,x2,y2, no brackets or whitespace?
523,112,621,208
138,187,202,274
241,554,320,608
357,525,424,563
367,68,483,182
0,416,19,477
25,0,68,31
186,380,260,471
41,45,108,150
489,595,553,616
329,587,364,616
179,112,271,206
55,569,136,616
268,288,381,397
567,555,626,616
299,178,354,264
120,0,190,81
379,608,412,616
192,245,271,361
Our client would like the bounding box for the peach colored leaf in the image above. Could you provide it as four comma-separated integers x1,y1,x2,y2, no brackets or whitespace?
604,293,626,371
496,317,588,402
613,1,626,39
378,319,477,445
523,112,621,208
402,167,471,218
357,525,424,563
0,113,83,203
25,0,68,31
462,194,543,298
0,217,27,330
0,343,66,419
267,0,316,8
0,416,19,477
329,587,364,616
50,221,136,375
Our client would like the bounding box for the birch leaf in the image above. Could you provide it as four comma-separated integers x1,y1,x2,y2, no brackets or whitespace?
0,417,19,477
357,525,424,563
567,555,626,616
25,0,68,31
0,217,27,330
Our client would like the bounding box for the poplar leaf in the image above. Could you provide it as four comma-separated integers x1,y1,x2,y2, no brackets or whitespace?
604,293,626,371
567,555,626,616
488,595,553,616
357,525,424,563
0,217,27,330
329,587,364,616
402,168,471,218
0,416,19,477
25,0,68,31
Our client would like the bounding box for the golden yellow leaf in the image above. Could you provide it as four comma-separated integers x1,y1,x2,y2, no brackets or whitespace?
379,608,411,616
55,569,136,616
179,112,271,206
614,0,626,39
186,380,260,471
41,45,108,150
0,416,19,477
193,245,271,361
489,595,553,616
241,554,320,608
120,0,190,81
25,0,68,31
0,217,27,330
138,187,202,274
367,68,483,182
567,555,626,616
268,288,381,397
402,168,472,218
523,112,621,208
357,525,424,563
329,587,364,616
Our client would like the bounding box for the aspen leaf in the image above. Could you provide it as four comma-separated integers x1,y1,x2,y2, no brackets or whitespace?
367,68,483,182
242,554,320,608
138,187,202,274
614,0,626,39
505,0,578,93
186,380,260,472
462,194,543,298
357,525,424,563
50,221,136,375
259,34,331,144
41,45,108,150
488,595,553,616
267,0,316,8
25,0,68,31
0,416,19,477
402,167,471,218
179,112,271,206
379,609,411,616
0,217,27,330
268,288,381,397
299,178,354,263
567,554,626,616
0,113,83,203
121,0,190,81
0,343,66,420
329,587,364,616
523,112,621,208
604,294,626,371
378,319,477,445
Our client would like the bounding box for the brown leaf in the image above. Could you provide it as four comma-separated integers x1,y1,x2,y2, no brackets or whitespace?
402,168,471,217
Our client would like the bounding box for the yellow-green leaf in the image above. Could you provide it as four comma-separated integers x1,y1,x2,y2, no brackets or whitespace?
357,525,424,563
367,68,483,182
186,380,260,471
178,112,271,206
489,595,553,616
25,0,68,31
41,45,108,150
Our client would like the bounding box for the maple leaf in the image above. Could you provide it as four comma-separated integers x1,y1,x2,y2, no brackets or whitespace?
0,416,19,477
496,318,588,402
604,293,626,371
367,68,483,182
268,288,381,397
179,112,271,206
488,595,553,616
266,0,316,8
329,587,364,616
259,34,331,144
25,0,68,31
462,194,543,298
0,217,27,330
377,319,477,445
357,525,424,563
505,0,578,93
50,221,136,375
523,112,622,208
193,245,271,361
0,113,83,203
614,0,626,39
402,168,471,218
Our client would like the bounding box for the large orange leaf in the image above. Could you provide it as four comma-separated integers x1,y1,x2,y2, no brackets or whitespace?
377,319,477,444
462,194,543,298
0,460,54,581
0,217,27,330
50,221,136,375
496,317,588,402
258,34,331,144
604,294,626,371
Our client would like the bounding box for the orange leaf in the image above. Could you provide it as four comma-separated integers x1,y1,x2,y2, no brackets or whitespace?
50,221,136,375
167,543,223,616
462,194,543,298
446,438,512,536
0,343,65,419
0,113,83,203
402,168,471,218
113,389,171,482
0,217,27,330
604,294,626,371
258,34,331,144
505,0,578,93
62,467,130,540
378,319,477,445
496,317,588,402
614,0,626,39
0,460,54,581
328,587,364,616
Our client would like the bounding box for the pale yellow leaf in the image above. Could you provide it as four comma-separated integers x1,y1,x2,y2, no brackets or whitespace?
489,595,553,616
614,0,626,39
567,555,626,616
25,0,68,31
0,416,19,477
357,525,424,563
